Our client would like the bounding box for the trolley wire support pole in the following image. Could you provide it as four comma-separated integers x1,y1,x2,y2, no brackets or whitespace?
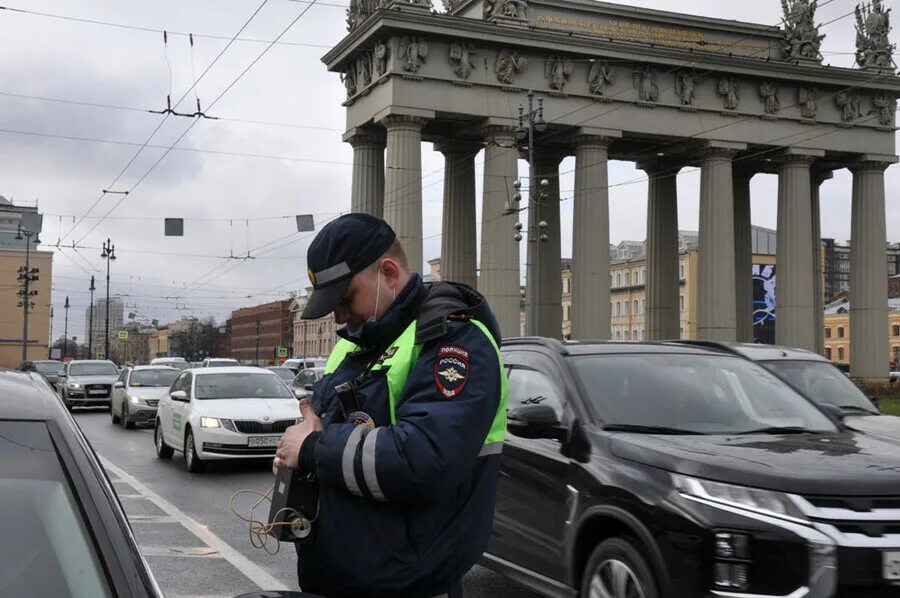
514,90,550,337
255,318,261,366
63,296,70,360
15,224,40,361
88,275,96,358
101,239,117,360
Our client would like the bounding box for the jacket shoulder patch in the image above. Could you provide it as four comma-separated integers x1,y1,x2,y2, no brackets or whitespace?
434,345,470,399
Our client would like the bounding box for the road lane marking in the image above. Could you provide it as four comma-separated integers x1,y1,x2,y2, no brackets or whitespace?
127,515,178,523
141,546,220,558
100,458,287,592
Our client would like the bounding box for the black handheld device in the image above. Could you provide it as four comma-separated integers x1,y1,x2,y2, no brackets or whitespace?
268,465,319,543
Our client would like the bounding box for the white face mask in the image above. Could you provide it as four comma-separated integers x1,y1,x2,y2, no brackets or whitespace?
345,266,388,338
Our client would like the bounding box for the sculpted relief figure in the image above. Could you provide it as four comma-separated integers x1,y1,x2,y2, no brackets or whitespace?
545,56,573,91
759,80,780,114
399,36,428,74
855,0,895,68
633,65,659,102
798,86,818,119
373,41,389,77
356,54,372,89
873,92,896,126
484,0,527,21
449,42,477,80
781,0,825,60
341,68,357,99
495,48,527,84
718,76,740,110
587,61,614,96
674,69,697,106
835,89,862,122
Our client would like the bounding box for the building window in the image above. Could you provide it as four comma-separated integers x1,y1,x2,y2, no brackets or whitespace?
641,299,646,314
679,327,685,339
892,346,899,363
825,328,831,339
679,263,685,280
838,347,845,361
616,272,622,287
632,330,637,341
615,330,621,340
563,305,570,321
624,301,629,316
825,347,832,360
633,300,639,315
893,325,900,337
837,327,845,338
679,295,685,312
562,278,570,294
625,272,631,286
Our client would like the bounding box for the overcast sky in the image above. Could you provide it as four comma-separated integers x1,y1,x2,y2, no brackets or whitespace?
0,0,896,340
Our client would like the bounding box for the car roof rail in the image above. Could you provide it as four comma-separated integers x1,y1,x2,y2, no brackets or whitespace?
665,339,738,354
501,336,570,355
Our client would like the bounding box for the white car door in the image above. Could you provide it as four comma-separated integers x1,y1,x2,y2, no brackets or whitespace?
113,368,129,417
162,372,188,446
169,372,193,448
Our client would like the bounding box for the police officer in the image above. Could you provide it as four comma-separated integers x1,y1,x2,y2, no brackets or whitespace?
275,213,508,598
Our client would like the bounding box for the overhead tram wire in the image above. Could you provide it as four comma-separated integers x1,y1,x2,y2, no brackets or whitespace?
75,0,321,244
59,0,272,245
380,0,848,207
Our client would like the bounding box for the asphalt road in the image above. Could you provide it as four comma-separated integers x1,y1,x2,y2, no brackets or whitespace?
75,410,542,598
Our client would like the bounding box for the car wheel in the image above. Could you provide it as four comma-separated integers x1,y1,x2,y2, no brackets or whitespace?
184,429,206,473
155,421,174,459
62,390,74,412
122,402,135,429
581,537,659,598
111,401,120,424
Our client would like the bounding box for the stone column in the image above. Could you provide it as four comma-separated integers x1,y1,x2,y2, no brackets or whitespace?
811,170,833,355
436,140,480,288
639,159,680,340
344,127,385,217
849,158,894,379
530,151,566,338
572,132,617,339
733,171,754,343
380,113,430,273
698,144,742,341
775,152,819,351
480,125,520,338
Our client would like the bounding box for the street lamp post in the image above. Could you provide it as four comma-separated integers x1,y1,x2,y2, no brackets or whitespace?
48,306,54,359
88,275,96,359
100,239,116,359
15,224,40,361
255,318,261,366
63,296,70,359
514,90,549,336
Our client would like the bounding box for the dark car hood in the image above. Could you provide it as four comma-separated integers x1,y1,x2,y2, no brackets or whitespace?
609,431,900,496
844,414,900,445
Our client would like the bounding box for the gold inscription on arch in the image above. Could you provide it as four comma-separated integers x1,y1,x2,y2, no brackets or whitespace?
535,15,769,54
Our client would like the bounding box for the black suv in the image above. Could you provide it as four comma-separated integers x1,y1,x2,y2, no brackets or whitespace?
482,339,900,597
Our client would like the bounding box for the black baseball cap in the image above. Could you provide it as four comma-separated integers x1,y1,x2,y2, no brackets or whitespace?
301,213,396,319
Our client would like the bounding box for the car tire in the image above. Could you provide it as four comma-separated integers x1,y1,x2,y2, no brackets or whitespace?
111,401,120,424
184,429,206,473
122,403,135,430
580,537,659,598
155,421,174,459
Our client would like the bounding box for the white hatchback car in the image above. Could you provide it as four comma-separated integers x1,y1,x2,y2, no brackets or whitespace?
154,367,301,473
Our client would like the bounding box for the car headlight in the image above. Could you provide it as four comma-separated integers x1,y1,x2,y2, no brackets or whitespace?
128,394,142,404
673,474,808,523
200,416,221,428
67,383,82,390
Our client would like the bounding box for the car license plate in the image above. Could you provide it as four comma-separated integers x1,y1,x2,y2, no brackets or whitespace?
88,390,106,395
248,436,280,447
885,551,900,581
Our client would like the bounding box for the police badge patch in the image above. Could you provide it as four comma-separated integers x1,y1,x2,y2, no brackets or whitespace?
434,345,470,399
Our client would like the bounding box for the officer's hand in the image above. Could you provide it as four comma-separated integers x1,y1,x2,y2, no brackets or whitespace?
274,399,323,473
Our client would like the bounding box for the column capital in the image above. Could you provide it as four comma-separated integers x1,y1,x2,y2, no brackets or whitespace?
636,156,684,176
482,124,517,145
379,114,429,129
433,138,482,158
342,127,385,147
811,168,834,186
848,154,898,174
572,127,622,149
700,146,739,160
776,154,817,169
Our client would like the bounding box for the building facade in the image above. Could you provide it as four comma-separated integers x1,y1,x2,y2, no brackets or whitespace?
327,0,899,379
84,297,125,358
290,292,338,359
824,298,900,371
0,196,41,250
0,248,53,367
823,239,900,300
231,300,293,364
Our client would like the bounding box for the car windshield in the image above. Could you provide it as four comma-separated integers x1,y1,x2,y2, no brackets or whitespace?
763,360,879,415
0,421,112,597
208,360,240,367
195,373,294,399
68,363,118,377
268,368,295,381
169,362,191,371
572,353,837,434
130,369,180,387
33,362,62,375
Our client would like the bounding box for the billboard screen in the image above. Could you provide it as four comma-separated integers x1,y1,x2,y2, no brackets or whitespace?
752,264,776,345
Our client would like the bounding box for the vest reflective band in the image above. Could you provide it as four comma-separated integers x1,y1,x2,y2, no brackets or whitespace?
324,320,508,449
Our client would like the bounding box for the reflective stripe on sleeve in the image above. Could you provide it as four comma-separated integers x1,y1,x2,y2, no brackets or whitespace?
341,425,368,497
478,442,503,457
361,427,386,501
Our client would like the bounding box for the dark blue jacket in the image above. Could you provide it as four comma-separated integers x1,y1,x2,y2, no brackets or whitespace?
294,274,504,597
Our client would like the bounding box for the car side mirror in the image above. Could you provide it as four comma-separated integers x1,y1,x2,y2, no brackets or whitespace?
170,390,189,402
867,395,880,410
293,388,309,400
114,381,125,389
821,403,846,424
507,405,566,440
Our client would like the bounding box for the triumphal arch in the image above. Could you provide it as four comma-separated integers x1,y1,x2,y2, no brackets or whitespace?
323,0,899,378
